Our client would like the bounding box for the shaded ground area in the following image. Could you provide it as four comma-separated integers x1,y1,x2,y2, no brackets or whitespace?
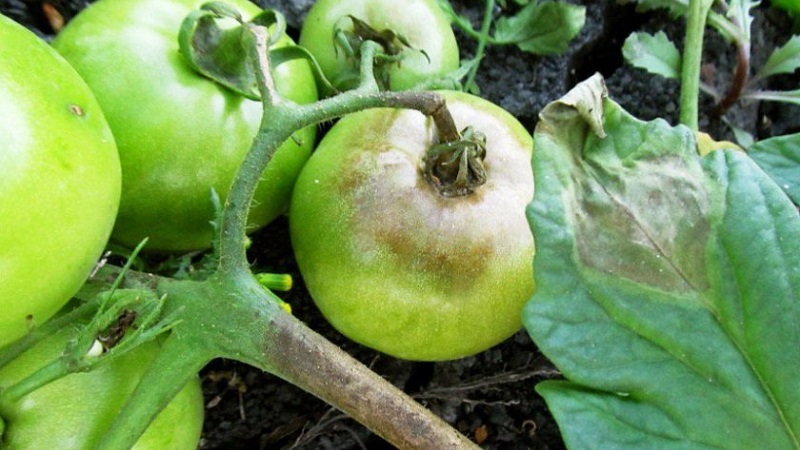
1,0,797,448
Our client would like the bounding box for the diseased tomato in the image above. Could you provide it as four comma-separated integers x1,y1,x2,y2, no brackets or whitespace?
52,0,319,252
299,0,460,91
0,14,120,349
289,90,535,361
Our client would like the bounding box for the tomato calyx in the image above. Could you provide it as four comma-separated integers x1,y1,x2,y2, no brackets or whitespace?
180,2,336,100
333,15,430,90
178,1,287,100
97,309,138,351
335,15,429,61
423,126,489,197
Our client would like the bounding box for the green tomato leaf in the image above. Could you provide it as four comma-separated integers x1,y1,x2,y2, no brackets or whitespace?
748,133,800,204
757,35,800,79
435,0,477,34
744,88,800,106
493,1,586,55
622,31,681,79
722,116,756,148
525,74,800,449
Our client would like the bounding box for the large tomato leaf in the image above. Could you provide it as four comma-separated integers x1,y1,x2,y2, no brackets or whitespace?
524,74,800,449
748,133,800,205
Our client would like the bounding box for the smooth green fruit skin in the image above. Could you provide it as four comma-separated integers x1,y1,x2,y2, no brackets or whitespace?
0,15,121,349
0,327,203,449
299,0,460,91
53,0,319,253
290,91,535,361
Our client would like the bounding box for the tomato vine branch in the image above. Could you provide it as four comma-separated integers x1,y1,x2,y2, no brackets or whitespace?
717,34,750,113
135,11,482,450
215,23,464,275
465,0,496,91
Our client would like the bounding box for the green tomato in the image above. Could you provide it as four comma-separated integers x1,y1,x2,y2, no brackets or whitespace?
52,0,319,253
0,326,203,449
299,0,460,91
289,91,535,361
0,15,121,349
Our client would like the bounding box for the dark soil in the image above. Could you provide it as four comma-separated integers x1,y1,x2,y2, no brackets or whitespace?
2,0,797,449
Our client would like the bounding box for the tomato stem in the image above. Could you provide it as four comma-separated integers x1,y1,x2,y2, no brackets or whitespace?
165,15,481,450
245,23,281,106
216,24,462,276
355,40,383,91
0,298,100,370
96,323,209,450
717,38,750,113
679,0,714,131
0,358,72,405
261,299,481,449
422,126,489,197
465,0,496,92
89,263,480,449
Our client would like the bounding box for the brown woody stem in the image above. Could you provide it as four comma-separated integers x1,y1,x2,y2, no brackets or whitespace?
717,40,750,113
263,309,480,449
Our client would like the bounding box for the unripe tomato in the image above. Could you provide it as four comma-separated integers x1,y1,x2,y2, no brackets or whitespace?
52,0,319,252
299,0,460,91
0,14,121,349
289,91,535,361
0,326,203,449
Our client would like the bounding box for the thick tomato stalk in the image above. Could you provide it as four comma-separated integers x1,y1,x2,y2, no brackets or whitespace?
52,0,318,253
0,14,120,349
290,90,535,361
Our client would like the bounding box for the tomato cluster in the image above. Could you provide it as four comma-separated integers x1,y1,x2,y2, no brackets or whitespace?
0,12,201,449
0,0,535,445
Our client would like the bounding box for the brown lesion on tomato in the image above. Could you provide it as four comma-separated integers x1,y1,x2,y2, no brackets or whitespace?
414,240,495,292
68,104,84,117
335,151,378,196
334,112,505,293
97,309,138,351
333,114,405,196
361,201,496,293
